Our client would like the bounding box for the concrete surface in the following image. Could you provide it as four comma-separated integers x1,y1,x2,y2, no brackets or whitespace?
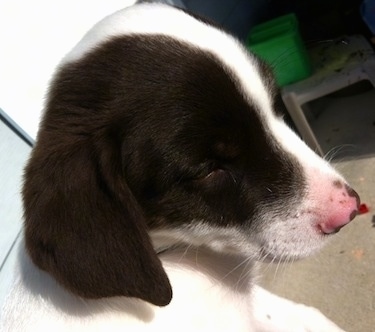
260,84,375,332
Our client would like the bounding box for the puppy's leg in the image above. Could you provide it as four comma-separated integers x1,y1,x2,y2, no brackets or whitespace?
251,286,346,332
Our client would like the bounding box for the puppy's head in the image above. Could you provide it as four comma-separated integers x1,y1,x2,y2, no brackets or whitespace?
23,4,359,306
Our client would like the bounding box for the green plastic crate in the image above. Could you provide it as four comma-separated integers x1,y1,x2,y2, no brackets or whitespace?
246,13,311,86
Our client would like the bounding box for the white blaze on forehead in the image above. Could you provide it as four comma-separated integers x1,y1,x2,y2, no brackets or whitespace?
62,3,273,119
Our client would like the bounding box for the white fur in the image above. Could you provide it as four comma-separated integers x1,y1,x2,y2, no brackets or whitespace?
1,241,345,332
151,222,255,255
0,4,352,332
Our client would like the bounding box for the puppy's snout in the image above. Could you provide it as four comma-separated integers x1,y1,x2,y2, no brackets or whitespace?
317,181,360,234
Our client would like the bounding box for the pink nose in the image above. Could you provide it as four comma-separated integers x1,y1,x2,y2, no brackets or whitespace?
318,182,360,234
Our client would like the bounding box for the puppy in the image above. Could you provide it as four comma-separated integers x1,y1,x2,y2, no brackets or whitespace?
0,3,360,331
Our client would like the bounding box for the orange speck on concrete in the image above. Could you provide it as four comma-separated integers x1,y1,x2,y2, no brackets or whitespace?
351,248,364,260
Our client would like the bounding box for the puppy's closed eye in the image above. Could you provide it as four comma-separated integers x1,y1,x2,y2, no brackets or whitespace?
193,167,236,190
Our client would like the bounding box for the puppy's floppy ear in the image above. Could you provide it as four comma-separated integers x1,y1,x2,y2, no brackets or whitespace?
23,129,172,307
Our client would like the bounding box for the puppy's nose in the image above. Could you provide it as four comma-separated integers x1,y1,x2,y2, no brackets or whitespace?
318,182,360,234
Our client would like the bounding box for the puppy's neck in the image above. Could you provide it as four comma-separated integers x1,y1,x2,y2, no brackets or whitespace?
158,245,256,294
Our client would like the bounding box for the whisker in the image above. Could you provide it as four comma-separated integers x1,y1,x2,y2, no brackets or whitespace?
257,250,275,275
265,253,279,276
220,256,253,282
323,144,358,162
178,243,193,263
233,259,253,292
